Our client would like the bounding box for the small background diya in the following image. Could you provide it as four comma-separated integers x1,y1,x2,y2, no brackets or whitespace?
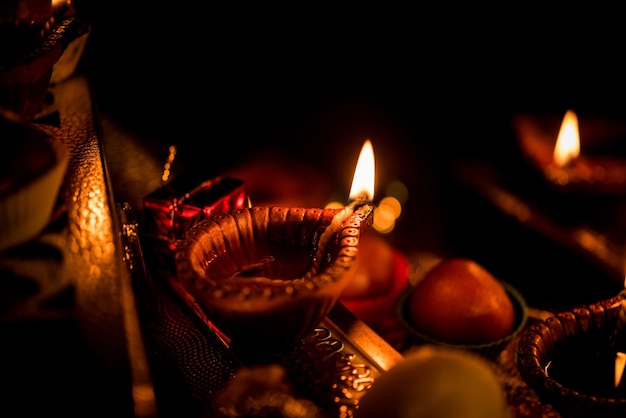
511,110,626,285
514,110,626,196
517,290,626,418
174,141,376,363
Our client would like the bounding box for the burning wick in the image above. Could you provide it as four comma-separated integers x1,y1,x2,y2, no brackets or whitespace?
552,109,580,168
545,109,584,187
332,138,375,225
310,140,376,276
348,140,375,203
314,195,368,265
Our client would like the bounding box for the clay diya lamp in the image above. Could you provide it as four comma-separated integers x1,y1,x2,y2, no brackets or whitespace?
174,141,376,363
174,204,374,363
517,290,626,418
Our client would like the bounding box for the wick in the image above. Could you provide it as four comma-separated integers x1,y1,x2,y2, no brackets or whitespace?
323,193,369,246
308,193,370,277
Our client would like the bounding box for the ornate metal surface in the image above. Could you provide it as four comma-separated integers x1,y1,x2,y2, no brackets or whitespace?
0,75,155,417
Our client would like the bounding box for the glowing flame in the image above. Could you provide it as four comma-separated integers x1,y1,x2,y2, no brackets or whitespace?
553,109,580,167
349,139,375,201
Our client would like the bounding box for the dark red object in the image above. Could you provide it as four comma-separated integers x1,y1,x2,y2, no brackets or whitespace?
340,250,411,351
143,174,247,244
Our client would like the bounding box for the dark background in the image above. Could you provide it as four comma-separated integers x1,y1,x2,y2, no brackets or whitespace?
73,3,626,311
75,4,626,168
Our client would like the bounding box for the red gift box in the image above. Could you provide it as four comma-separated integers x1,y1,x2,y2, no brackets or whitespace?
143,174,247,245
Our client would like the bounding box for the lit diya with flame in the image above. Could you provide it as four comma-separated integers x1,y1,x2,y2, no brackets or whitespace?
174,141,376,363
515,109,626,194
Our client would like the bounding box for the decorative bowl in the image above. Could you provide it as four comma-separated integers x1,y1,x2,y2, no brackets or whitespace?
0,17,89,121
397,281,528,361
174,205,373,363
517,292,626,418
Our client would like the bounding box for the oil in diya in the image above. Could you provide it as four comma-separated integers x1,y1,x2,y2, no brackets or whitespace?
174,140,376,363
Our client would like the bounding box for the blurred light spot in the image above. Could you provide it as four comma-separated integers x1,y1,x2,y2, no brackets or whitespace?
379,196,401,219
386,179,408,204
373,206,396,234
325,201,344,209
326,180,408,235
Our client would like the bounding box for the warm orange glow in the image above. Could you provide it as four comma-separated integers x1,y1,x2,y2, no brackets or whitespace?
349,139,376,201
373,206,396,233
52,0,69,10
622,251,626,289
615,352,626,388
553,109,580,167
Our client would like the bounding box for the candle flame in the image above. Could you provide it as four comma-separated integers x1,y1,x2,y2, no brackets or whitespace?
553,109,580,167
349,139,375,201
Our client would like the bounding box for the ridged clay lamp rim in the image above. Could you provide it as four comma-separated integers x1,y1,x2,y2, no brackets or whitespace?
175,205,374,300
517,291,626,418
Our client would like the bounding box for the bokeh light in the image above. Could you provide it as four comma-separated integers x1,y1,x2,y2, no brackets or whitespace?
326,179,408,235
